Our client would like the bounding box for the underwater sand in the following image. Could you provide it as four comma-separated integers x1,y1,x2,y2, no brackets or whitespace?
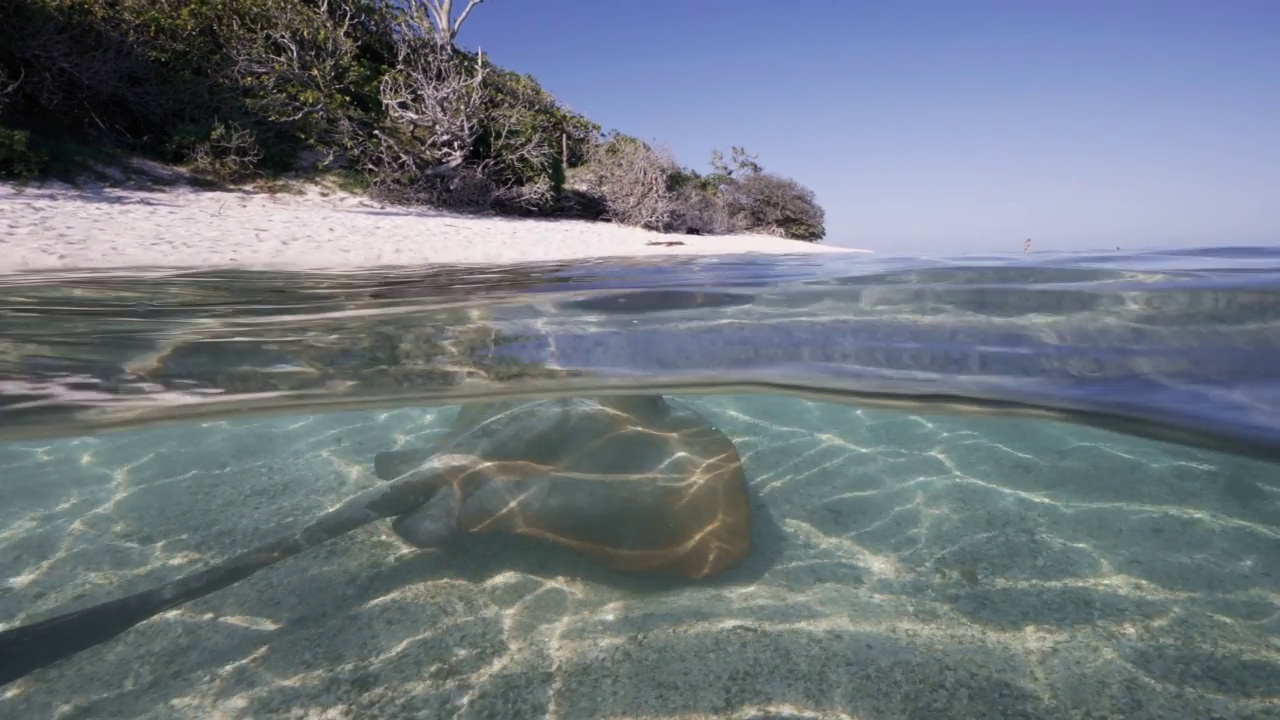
1,395,1278,719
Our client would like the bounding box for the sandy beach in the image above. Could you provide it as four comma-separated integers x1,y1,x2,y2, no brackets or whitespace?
0,180,862,276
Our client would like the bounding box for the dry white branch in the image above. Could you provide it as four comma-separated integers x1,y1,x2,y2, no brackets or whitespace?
377,35,485,171
408,0,486,43
576,139,681,230
362,23,491,205
191,121,264,182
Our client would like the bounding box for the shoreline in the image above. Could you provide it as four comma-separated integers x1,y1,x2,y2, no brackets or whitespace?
1,180,867,276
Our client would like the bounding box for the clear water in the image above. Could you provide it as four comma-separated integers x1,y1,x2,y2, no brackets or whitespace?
0,248,1278,719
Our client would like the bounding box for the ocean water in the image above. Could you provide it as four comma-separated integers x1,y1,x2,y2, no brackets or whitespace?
0,247,1278,719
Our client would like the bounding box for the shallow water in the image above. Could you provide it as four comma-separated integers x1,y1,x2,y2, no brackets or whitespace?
1,248,1278,718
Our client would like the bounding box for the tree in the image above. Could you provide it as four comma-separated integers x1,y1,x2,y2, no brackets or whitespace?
573,134,682,230
723,171,825,241
710,145,762,178
408,0,486,44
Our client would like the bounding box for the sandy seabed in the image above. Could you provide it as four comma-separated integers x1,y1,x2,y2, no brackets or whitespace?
0,181,860,276
0,394,1277,719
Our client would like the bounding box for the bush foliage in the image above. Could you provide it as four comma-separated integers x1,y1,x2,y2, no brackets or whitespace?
0,0,826,241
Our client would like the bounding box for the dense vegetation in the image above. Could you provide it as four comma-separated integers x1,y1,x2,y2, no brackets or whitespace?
0,0,825,240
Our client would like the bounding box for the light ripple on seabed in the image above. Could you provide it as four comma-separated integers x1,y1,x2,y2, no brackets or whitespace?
0,392,1277,720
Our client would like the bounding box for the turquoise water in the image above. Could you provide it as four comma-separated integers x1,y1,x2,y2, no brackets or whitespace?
0,248,1278,718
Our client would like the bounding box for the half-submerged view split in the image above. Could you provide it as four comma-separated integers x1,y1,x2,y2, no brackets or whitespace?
1,251,1278,718
3,0,1280,717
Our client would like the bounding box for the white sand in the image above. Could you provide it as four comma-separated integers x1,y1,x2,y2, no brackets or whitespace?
0,181,864,275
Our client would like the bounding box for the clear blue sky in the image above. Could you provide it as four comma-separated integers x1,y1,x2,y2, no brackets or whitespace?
456,0,1279,254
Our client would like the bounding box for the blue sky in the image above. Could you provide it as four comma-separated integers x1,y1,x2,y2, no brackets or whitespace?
456,0,1279,254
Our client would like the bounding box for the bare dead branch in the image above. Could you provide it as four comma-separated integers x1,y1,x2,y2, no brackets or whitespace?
722,171,825,241
572,138,682,230
450,0,486,40
710,146,763,178
0,69,22,100
414,0,486,43
190,120,264,182
360,23,495,207
376,33,485,169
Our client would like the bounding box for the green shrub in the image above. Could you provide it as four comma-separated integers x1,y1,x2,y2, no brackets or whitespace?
0,0,390,170
569,133,683,230
0,125,47,178
0,0,829,240
188,120,264,182
723,171,826,241
475,67,599,202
